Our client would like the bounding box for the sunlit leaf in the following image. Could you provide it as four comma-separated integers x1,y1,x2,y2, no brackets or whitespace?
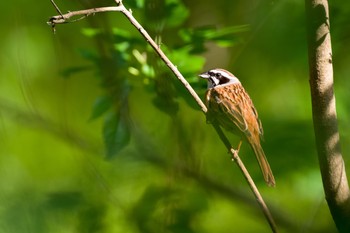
114,42,130,52
81,28,102,37
165,0,189,27
133,49,147,64
141,64,155,77
128,66,140,76
165,46,205,73
127,0,145,9
112,28,132,40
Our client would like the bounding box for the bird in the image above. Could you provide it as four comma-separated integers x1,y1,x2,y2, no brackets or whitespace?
199,68,275,186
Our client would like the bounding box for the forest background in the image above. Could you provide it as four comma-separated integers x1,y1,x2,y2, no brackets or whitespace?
1,0,350,232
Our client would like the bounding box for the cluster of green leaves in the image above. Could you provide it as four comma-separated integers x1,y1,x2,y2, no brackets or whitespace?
62,0,248,159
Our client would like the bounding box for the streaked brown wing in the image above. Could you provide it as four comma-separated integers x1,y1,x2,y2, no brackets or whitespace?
206,85,249,136
249,98,264,139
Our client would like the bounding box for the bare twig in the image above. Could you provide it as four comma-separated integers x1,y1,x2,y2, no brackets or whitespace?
48,6,123,25
48,1,277,232
305,0,350,232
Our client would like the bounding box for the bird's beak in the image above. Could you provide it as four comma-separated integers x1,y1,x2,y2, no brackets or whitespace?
199,72,210,79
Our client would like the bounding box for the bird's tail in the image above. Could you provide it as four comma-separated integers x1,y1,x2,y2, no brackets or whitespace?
250,142,275,187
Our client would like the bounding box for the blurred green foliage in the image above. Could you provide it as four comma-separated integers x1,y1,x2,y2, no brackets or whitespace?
1,0,350,232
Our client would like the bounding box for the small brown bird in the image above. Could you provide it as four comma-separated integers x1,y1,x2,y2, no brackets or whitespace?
199,68,275,186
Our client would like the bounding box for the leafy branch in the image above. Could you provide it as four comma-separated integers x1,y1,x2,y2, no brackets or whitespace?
48,0,277,232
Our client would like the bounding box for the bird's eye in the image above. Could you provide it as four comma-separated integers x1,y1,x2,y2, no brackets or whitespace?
215,73,220,77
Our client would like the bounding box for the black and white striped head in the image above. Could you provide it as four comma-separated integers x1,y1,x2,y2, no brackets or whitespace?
199,68,240,89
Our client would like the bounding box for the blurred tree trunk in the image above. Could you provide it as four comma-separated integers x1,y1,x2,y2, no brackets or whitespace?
305,0,350,232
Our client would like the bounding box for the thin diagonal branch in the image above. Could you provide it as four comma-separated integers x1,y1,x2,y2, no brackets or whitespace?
48,1,277,232
50,0,64,17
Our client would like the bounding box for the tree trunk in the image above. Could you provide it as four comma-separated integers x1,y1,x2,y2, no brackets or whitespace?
305,0,350,232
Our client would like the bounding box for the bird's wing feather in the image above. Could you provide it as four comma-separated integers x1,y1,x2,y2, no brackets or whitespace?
218,96,250,134
208,87,250,136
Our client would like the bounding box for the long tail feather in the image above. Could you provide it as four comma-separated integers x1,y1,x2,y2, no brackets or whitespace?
250,142,275,187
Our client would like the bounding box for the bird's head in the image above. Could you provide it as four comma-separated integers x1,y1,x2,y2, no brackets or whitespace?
199,68,240,89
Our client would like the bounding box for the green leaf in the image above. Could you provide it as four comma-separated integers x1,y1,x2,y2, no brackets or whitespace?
89,96,112,121
59,65,92,79
164,0,189,27
165,46,205,73
114,42,130,53
127,0,145,9
141,64,155,78
179,25,249,51
103,111,131,159
81,28,102,37
112,28,132,40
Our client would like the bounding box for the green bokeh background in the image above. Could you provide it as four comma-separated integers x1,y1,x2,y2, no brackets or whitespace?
1,0,350,232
